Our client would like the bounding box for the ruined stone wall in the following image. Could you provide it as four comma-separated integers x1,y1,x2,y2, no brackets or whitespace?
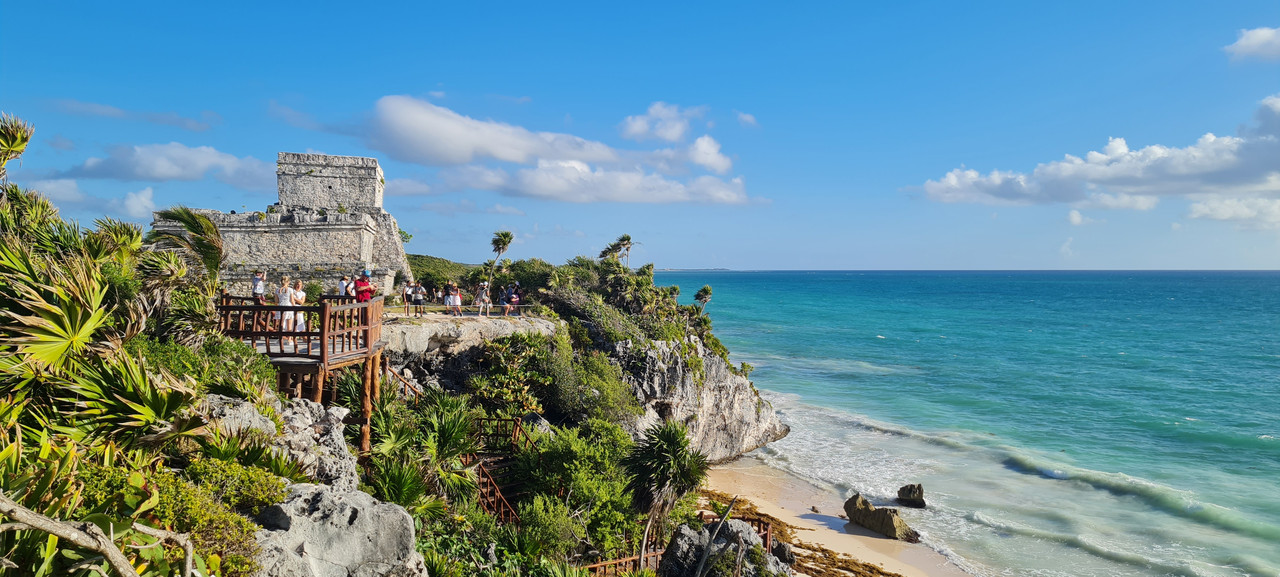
277,152,385,209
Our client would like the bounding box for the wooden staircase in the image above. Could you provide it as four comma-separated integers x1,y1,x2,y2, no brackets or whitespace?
467,417,539,524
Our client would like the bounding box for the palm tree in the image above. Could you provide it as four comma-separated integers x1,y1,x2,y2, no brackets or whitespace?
694,285,712,314
623,420,709,557
147,206,225,283
488,230,514,288
615,234,635,268
598,241,621,261
0,113,34,183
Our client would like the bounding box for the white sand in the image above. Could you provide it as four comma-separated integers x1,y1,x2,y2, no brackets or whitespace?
706,461,969,577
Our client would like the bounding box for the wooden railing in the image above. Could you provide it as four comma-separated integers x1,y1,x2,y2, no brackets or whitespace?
697,512,774,551
474,461,520,525
474,417,536,452
582,547,663,576
216,295,384,364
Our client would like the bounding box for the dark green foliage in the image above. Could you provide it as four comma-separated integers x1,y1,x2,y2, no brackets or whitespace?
407,253,474,290
79,463,261,577
517,494,584,561
472,333,552,414
515,419,639,558
303,280,323,303
184,457,288,515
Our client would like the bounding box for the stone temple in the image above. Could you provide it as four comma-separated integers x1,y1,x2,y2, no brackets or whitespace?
154,152,413,294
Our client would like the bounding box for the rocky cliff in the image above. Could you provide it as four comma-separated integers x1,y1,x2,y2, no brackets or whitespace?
383,314,788,463
615,338,789,464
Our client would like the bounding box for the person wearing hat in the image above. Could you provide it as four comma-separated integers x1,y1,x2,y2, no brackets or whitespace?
354,271,376,303
475,281,493,317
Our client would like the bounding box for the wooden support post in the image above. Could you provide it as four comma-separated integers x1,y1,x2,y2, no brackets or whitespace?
372,352,382,403
360,358,373,453
312,368,326,404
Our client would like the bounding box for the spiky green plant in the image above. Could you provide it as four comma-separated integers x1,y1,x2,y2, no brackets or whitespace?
622,420,709,556
0,113,34,182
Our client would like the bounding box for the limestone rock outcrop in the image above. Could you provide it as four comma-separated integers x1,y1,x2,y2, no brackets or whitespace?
272,399,359,493
203,394,277,436
255,484,426,577
896,484,926,508
659,520,791,577
615,338,789,464
843,494,920,542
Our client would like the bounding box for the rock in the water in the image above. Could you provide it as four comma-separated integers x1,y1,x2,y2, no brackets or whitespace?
843,494,920,543
272,399,359,492
255,484,426,577
658,519,791,577
615,338,790,464
203,394,277,436
896,484,926,508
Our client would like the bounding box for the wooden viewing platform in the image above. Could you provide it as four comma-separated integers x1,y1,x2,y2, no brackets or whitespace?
217,294,387,451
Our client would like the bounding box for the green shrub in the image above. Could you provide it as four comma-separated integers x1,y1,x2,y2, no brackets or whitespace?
79,464,261,577
573,351,641,423
184,458,288,515
517,494,583,561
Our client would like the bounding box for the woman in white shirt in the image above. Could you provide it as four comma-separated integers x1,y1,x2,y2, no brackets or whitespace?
292,280,309,352
277,275,295,347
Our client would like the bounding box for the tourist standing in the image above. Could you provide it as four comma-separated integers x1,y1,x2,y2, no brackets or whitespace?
445,282,462,316
475,281,492,317
435,286,444,304
251,270,266,304
338,275,351,299
354,271,375,303
402,283,413,314
277,275,295,346
412,281,427,317
291,279,309,351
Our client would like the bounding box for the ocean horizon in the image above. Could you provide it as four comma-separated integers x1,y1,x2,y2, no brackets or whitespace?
657,270,1280,577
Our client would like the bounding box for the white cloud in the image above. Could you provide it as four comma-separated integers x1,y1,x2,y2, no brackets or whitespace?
366,95,617,166
113,187,156,219
447,159,748,204
923,94,1280,210
1225,27,1280,61
736,111,758,127
1188,196,1280,228
55,99,219,131
60,142,274,191
620,102,705,142
1060,237,1075,258
428,91,446,99
384,178,433,196
688,135,732,174
1068,210,1085,226
418,198,527,216
29,179,86,202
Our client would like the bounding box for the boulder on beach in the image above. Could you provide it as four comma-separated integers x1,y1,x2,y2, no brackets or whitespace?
896,483,926,508
843,494,920,543
659,519,792,577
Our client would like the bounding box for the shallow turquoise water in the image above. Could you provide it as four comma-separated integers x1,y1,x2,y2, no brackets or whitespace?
656,271,1280,577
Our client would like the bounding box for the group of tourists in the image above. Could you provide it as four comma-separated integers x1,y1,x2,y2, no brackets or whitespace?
395,278,524,318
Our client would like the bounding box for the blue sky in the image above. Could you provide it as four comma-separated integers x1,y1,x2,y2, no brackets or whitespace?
5,1,1280,269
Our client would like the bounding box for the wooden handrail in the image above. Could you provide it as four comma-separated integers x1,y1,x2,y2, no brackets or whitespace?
474,461,519,524
216,295,384,362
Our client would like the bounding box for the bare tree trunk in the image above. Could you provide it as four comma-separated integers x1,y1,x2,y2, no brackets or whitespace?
0,492,141,577
695,495,737,577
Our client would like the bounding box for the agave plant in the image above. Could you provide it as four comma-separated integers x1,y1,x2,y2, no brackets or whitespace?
371,455,447,521
58,356,205,450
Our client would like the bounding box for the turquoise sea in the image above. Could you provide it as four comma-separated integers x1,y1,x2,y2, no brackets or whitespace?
655,271,1280,577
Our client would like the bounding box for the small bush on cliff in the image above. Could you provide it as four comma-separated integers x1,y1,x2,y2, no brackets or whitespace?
79,463,260,577
517,495,583,561
184,457,288,515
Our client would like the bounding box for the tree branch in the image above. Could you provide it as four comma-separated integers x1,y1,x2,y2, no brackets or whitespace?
132,523,195,577
0,491,140,577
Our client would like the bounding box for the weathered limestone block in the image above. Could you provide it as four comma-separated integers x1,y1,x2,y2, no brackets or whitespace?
272,399,359,493
615,338,789,464
255,484,426,577
202,394,277,437
382,316,558,356
277,152,384,209
843,494,920,542
659,519,791,577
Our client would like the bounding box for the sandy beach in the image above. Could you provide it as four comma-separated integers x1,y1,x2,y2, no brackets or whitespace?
705,459,969,577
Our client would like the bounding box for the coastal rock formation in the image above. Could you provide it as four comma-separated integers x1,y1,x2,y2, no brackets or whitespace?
615,338,789,464
896,484,926,508
255,484,426,577
272,399,360,492
659,519,792,577
203,394,277,436
382,316,557,357
843,494,920,543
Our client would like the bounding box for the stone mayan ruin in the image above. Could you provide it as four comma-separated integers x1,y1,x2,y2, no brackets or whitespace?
153,152,413,294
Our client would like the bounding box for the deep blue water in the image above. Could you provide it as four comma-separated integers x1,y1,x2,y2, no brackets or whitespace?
656,271,1280,577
